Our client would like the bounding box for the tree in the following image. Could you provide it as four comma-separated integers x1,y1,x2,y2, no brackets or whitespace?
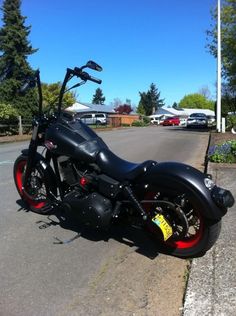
92,88,105,104
0,103,18,121
198,85,211,99
0,0,38,117
179,93,214,110
138,83,165,116
136,102,146,115
207,0,236,89
221,82,236,116
115,104,133,114
42,82,76,111
172,102,178,109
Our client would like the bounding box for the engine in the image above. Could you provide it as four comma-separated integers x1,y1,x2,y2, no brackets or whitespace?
58,156,114,229
58,156,79,185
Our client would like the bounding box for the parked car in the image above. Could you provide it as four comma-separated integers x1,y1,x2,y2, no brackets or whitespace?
179,117,187,126
150,116,164,125
206,115,216,127
162,116,180,126
186,113,208,128
80,113,107,125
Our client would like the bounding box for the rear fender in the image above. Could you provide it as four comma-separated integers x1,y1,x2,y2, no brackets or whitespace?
138,161,228,221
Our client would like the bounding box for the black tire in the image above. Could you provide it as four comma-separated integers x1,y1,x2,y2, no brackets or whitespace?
142,184,222,258
13,154,57,214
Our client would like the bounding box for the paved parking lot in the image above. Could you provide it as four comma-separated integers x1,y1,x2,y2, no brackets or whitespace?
0,126,209,315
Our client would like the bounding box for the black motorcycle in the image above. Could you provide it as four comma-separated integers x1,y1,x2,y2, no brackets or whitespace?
13,61,234,258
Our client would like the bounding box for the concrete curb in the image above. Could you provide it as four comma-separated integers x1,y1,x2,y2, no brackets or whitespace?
183,163,236,316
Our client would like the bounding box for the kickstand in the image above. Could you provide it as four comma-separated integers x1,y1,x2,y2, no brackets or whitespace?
53,233,81,245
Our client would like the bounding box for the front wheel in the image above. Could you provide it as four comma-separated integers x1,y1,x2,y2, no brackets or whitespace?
142,185,222,258
13,154,57,214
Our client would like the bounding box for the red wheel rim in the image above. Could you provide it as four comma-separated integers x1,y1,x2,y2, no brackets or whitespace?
144,192,204,250
15,160,46,209
168,212,204,249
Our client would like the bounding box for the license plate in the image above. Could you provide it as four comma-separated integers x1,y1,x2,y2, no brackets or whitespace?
152,214,173,241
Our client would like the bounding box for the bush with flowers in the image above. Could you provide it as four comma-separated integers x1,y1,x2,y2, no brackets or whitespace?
208,140,236,163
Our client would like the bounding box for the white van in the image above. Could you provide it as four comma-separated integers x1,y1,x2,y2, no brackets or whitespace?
150,115,164,125
80,113,107,125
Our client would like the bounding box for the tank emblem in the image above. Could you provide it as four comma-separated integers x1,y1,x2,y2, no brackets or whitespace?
45,140,57,150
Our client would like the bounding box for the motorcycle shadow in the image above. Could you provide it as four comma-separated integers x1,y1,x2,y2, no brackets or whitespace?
54,212,162,260
16,200,163,259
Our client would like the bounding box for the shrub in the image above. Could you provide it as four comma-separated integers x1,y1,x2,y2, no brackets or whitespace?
143,116,151,125
208,140,236,163
132,120,145,127
227,115,236,129
0,103,18,122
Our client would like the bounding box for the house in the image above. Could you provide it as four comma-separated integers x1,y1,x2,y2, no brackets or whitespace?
151,107,215,119
66,102,139,127
66,102,116,115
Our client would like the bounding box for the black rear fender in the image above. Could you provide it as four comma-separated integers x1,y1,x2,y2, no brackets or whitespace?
138,161,229,221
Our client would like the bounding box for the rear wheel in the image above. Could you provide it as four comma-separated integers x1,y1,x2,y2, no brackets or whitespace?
142,185,221,258
14,154,57,214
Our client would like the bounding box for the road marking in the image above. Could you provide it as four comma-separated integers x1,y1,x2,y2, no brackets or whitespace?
0,160,14,165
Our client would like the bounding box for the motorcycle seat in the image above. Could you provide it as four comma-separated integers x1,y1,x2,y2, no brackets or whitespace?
96,148,156,181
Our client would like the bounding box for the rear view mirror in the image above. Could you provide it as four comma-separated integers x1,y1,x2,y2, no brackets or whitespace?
86,60,103,72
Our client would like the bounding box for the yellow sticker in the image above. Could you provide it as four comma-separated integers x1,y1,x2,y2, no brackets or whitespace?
152,214,173,241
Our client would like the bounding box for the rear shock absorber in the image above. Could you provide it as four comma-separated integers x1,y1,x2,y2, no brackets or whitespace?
123,185,148,220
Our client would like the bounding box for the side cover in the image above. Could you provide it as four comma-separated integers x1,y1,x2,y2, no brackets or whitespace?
138,161,229,220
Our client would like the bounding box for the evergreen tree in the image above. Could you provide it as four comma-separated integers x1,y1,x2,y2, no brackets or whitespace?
172,102,178,109
92,88,105,104
138,83,165,116
0,0,38,117
136,101,145,115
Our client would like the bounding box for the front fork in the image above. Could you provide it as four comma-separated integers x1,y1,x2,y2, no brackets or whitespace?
22,123,39,191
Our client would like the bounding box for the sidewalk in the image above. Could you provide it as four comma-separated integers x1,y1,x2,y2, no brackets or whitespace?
0,134,31,144
183,163,236,316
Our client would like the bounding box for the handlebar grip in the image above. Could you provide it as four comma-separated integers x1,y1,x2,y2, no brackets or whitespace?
88,75,102,84
72,68,101,84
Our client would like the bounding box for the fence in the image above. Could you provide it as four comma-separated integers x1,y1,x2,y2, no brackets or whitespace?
0,116,31,136
109,114,140,127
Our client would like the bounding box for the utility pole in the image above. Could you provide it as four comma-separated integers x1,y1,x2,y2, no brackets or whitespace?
217,0,221,132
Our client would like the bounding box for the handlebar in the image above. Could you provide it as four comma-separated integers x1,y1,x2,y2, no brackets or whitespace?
19,62,102,117
72,67,102,84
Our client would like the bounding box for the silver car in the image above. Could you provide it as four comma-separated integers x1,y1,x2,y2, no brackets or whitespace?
80,113,107,125
186,113,208,128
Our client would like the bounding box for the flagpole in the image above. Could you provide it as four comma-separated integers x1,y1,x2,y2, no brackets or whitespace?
217,0,221,132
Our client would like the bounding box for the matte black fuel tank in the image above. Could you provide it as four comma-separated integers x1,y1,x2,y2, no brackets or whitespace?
45,118,108,163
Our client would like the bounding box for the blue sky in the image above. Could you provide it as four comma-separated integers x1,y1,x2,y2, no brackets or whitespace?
1,0,217,107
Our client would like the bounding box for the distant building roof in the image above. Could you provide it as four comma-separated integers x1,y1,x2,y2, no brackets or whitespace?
152,107,215,117
66,102,116,114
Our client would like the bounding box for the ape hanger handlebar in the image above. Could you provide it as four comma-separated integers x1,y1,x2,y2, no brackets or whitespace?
19,60,102,116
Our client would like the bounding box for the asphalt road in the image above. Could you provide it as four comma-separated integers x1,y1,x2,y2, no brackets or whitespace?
0,126,209,316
